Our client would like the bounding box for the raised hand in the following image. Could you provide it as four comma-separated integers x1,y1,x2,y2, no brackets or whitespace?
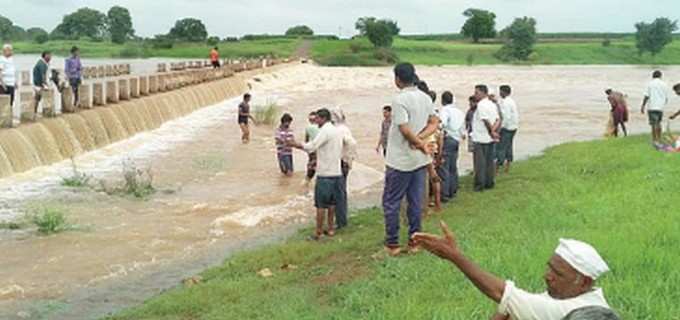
413,221,460,261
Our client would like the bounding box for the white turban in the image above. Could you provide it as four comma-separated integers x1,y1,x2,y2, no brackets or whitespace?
555,239,609,280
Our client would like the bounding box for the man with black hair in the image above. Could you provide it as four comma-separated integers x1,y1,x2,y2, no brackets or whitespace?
65,46,82,108
641,70,671,142
305,111,320,180
382,62,439,256
471,84,500,191
376,106,392,156
496,85,519,173
210,47,220,68
438,91,464,201
275,113,295,176
31,51,51,121
238,93,254,143
290,108,349,240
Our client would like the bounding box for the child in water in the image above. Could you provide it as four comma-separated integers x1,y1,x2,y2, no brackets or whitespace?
275,113,295,176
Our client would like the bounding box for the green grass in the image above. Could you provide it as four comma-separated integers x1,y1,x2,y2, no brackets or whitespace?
106,135,680,320
61,160,91,188
312,37,680,66
32,208,70,235
12,39,301,59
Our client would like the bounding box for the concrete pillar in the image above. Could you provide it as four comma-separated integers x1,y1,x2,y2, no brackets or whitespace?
106,81,119,103
0,95,12,128
139,76,149,95
148,75,158,94
105,65,114,77
79,83,93,109
118,78,130,101
20,91,34,122
42,89,56,118
158,75,167,92
97,66,106,78
129,77,140,98
93,83,105,106
21,71,31,86
157,63,166,73
61,87,75,113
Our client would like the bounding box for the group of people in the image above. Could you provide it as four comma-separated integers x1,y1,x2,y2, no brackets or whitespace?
0,43,82,121
607,70,680,145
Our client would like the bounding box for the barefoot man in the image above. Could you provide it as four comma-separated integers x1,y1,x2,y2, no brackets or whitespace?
238,93,255,143
641,70,671,143
414,222,613,320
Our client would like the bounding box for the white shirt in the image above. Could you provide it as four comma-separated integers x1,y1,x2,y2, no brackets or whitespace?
303,122,344,177
471,97,499,144
0,55,17,86
644,78,670,111
386,86,436,171
498,281,610,320
500,97,519,131
439,104,465,142
335,123,358,165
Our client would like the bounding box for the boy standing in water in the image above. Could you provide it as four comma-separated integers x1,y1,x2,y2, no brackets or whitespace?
305,111,319,180
238,94,254,143
275,113,295,176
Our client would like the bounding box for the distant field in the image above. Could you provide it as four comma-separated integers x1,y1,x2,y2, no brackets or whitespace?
10,35,680,66
312,37,680,66
11,39,301,59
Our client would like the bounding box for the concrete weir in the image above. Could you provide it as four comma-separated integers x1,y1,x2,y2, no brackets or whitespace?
0,60,286,178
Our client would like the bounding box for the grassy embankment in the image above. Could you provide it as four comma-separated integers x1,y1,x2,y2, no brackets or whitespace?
107,135,680,320
11,38,301,59
312,37,680,66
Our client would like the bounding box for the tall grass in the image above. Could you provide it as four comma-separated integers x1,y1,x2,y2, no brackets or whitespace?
252,102,280,126
32,208,70,235
61,159,90,188
107,135,680,320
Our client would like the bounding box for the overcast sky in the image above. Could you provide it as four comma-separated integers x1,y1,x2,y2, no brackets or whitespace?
2,0,679,38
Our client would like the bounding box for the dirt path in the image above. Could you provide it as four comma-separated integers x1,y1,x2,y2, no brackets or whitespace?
293,40,313,59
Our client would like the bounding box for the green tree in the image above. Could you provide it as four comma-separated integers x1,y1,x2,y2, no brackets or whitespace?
0,15,14,41
355,17,400,36
461,8,497,43
495,17,537,61
107,6,134,44
52,7,107,40
635,17,678,56
285,25,314,37
206,36,220,46
27,27,49,44
9,25,27,41
362,20,395,48
169,18,208,42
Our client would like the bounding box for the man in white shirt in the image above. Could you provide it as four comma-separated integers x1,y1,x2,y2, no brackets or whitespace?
290,108,348,240
383,63,439,256
471,84,500,192
438,91,465,202
640,70,671,142
331,108,358,230
496,85,519,173
0,44,17,107
414,222,615,320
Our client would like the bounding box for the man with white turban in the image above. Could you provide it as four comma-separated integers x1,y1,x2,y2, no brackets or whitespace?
413,221,614,320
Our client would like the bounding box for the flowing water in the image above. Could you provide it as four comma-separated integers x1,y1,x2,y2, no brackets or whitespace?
0,63,678,319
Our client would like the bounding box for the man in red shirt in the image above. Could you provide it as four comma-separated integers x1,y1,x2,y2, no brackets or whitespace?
210,47,220,69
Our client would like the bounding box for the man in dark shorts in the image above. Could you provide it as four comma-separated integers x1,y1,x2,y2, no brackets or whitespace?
375,105,392,157
32,51,51,121
289,108,347,240
641,70,670,143
238,94,254,143
65,46,82,109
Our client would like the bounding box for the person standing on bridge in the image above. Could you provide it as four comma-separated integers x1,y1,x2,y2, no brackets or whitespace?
32,51,51,121
210,47,221,69
65,46,82,109
0,44,18,109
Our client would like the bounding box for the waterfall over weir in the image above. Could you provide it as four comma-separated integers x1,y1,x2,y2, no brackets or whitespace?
0,75,249,178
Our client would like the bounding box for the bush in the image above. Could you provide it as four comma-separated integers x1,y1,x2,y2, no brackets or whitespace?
373,48,398,63
602,38,611,47
285,25,314,37
349,42,363,53
207,36,220,46
151,34,174,49
122,161,155,199
118,45,147,58
32,208,69,235
635,17,678,56
252,102,280,126
0,221,21,230
224,37,239,42
61,161,91,187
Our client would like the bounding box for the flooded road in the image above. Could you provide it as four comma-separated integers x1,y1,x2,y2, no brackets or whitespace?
0,63,677,319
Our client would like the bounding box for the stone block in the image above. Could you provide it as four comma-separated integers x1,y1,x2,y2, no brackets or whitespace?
79,84,92,109
148,75,158,94
138,76,149,95
129,77,140,98
106,81,119,103
118,78,130,100
93,83,105,106
0,95,12,128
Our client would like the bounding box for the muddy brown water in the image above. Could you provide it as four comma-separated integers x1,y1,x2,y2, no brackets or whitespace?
0,64,678,319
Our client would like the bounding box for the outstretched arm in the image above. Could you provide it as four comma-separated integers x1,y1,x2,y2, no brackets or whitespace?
671,110,680,120
413,221,506,303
